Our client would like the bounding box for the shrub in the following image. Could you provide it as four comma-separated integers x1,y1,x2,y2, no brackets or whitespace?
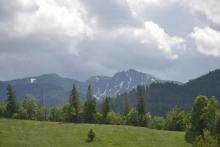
49,107,64,122
37,107,48,121
87,129,95,142
139,112,151,127
126,108,139,126
106,112,124,125
149,116,165,130
165,107,187,131
0,103,7,118
193,129,218,147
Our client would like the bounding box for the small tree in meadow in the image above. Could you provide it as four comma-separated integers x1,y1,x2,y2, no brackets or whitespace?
87,129,95,142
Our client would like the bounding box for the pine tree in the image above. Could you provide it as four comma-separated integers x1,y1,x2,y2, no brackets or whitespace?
137,85,145,115
124,93,129,116
69,84,80,113
84,85,96,123
6,85,18,117
86,85,93,100
102,97,110,119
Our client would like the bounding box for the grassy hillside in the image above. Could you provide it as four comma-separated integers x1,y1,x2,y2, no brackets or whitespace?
0,119,191,147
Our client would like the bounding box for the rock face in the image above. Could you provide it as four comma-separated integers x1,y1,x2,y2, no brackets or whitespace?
86,69,161,98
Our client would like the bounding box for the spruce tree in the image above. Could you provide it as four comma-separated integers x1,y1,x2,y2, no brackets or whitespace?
137,85,145,115
124,93,129,116
137,85,146,126
6,85,18,117
84,85,96,123
67,84,80,122
102,97,110,119
86,85,93,100
69,84,80,113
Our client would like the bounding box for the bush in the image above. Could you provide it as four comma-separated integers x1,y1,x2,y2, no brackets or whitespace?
87,129,95,142
106,112,124,125
193,129,218,147
49,107,64,122
62,103,77,122
165,107,187,131
126,108,139,126
22,96,37,120
185,128,198,143
149,116,165,130
0,103,7,118
139,112,151,127
17,107,28,119
37,107,48,121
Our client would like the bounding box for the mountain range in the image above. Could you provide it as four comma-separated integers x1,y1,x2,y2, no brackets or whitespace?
0,69,169,106
0,69,220,115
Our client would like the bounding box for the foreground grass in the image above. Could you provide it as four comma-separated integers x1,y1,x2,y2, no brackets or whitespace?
0,119,191,147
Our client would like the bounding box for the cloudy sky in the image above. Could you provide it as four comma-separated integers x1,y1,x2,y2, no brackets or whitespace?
0,0,220,82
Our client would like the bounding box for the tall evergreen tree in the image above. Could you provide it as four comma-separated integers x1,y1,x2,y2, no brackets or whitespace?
69,84,80,113
124,93,129,116
65,84,80,122
86,85,93,100
102,97,110,119
83,85,96,123
6,85,18,117
137,85,145,115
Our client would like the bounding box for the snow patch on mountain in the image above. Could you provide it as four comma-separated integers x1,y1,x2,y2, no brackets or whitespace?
120,81,124,88
30,78,36,84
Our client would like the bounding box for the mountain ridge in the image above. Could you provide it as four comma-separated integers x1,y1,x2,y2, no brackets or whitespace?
1,69,220,115
0,69,168,106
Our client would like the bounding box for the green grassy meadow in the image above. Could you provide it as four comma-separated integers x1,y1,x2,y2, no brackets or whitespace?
0,119,191,147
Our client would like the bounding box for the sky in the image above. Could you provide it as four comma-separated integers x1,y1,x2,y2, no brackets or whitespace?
0,0,220,82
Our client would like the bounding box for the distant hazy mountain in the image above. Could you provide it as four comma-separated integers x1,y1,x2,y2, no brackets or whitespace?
0,69,168,106
0,73,78,107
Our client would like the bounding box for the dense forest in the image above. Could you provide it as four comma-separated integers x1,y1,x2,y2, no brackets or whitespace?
112,69,220,115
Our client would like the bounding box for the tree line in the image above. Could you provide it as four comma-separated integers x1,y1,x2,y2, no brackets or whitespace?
0,84,220,146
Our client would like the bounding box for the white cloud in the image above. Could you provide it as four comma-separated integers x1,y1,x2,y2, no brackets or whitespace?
125,0,178,19
8,0,93,38
181,0,220,25
126,0,177,9
191,26,220,57
125,0,220,25
133,21,185,59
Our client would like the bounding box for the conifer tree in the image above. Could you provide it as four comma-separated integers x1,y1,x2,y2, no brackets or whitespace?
137,85,145,115
6,85,18,117
124,93,129,116
102,97,110,119
84,85,96,122
65,84,80,122
69,84,80,113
